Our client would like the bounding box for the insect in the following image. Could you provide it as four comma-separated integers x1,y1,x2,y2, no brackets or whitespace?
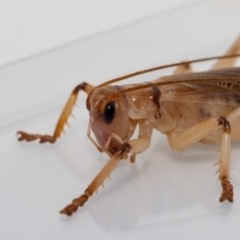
17,35,240,216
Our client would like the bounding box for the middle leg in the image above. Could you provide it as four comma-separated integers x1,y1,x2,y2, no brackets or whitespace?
167,116,233,202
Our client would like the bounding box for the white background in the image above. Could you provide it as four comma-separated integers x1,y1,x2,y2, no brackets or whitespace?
1,0,240,240
0,0,194,66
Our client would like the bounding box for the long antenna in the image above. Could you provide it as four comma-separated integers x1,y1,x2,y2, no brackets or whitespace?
106,76,240,101
95,54,240,89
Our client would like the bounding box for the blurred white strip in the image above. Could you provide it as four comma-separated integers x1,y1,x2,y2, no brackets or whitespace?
0,0,195,66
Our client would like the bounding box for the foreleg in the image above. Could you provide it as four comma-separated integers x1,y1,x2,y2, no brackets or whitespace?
60,118,154,215
17,82,93,143
60,136,151,216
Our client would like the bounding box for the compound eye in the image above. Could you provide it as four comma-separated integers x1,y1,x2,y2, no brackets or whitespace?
103,101,115,123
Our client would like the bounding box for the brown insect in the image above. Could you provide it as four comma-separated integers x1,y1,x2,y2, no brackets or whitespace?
17,35,240,216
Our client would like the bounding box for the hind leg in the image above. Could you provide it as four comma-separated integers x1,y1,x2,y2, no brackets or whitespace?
174,35,240,75
173,62,192,75
212,35,240,70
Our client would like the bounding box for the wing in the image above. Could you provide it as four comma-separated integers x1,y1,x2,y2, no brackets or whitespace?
157,67,240,105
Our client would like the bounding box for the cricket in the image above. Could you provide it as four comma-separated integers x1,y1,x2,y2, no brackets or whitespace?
17,35,240,216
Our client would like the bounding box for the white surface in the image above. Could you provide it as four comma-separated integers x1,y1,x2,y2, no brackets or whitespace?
0,0,194,66
1,0,240,239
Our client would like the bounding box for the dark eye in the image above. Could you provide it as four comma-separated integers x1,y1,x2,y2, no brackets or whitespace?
103,101,115,123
